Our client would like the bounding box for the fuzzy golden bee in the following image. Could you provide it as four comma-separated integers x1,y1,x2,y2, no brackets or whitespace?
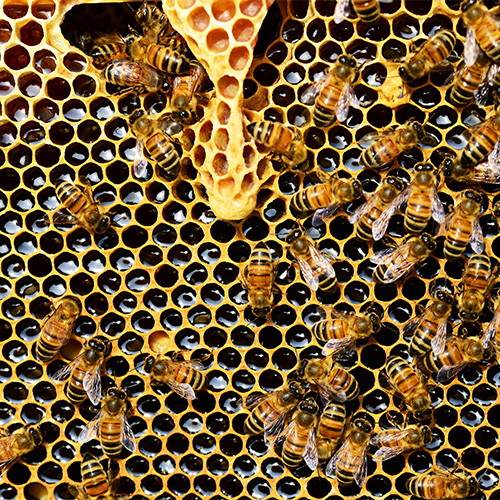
372,163,445,238
359,120,427,170
316,402,346,463
301,55,359,127
53,179,114,234
371,233,437,284
286,227,337,293
0,426,43,477
313,307,381,357
144,352,207,400
385,356,432,423
404,288,454,358
102,59,167,93
299,355,359,402
69,453,126,500
35,296,82,363
53,336,111,406
171,63,206,121
370,423,432,461
399,30,456,83
462,0,500,66
244,381,306,439
333,0,380,24
440,152,500,184
349,175,406,241
442,189,484,260
406,468,479,499
247,121,307,169
291,174,362,226
419,336,494,383
129,109,183,181
326,417,372,487
457,254,497,322
78,387,136,458
280,397,319,470
240,242,277,318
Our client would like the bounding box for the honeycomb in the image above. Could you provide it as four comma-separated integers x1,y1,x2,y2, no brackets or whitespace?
0,0,499,499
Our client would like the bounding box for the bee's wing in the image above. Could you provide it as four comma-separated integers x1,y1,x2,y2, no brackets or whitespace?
167,380,196,400
430,318,449,356
325,438,349,477
83,366,102,406
133,138,148,177
300,75,330,105
370,429,413,461
349,194,379,225
430,189,446,224
67,485,84,500
78,410,104,443
335,83,353,122
382,242,415,282
475,160,500,183
0,457,21,479
303,426,319,471
120,414,137,453
263,411,290,445
320,382,347,403
354,445,369,487
334,0,350,24
436,363,467,384
464,27,479,67
402,309,428,337
51,355,82,383
483,305,500,348
328,308,352,321
322,336,355,357
312,203,341,227
372,188,410,241
244,392,271,410
173,359,206,372
370,246,397,265
310,244,336,278
470,217,485,255
52,210,79,227
93,31,124,45
296,256,320,291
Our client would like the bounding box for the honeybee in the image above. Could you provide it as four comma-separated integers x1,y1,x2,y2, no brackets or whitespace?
459,110,500,168
462,0,500,66
240,242,277,318
325,417,373,487
370,423,432,461
35,296,82,363
440,152,500,184
419,336,494,383
457,254,497,321
442,189,484,260
371,233,437,284
280,397,319,470
406,468,479,499
134,0,169,37
300,55,360,127
349,176,406,241
359,120,427,170
69,453,126,500
171,63,206,120
0,425,43,477
129,109,183,180
372,163,445,239
316,402,346,462
78,387,136,458
290,174,363,226
144,351,207,400
299,355,359,402
247,121,308,169
244,381,306,438
88,32,132,69
448,50,491,108
102,59,166,94
53,179,113,234
286,227,337,293
385,356,432,423
399,30,456,84
404,288,454,358
313,307,381,357
52,336,111,406
334,0,380,24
